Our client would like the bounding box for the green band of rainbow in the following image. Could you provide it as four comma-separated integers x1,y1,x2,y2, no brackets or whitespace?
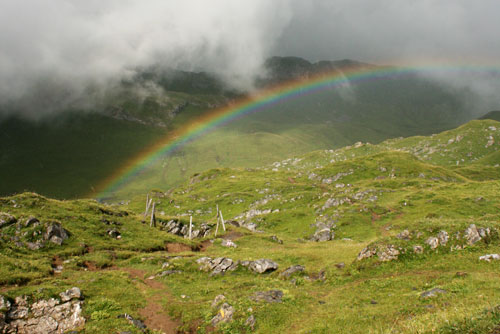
94,63,500,198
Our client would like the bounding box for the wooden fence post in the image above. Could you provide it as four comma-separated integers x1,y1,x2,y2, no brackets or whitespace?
150,202,156,227
189,216,193,240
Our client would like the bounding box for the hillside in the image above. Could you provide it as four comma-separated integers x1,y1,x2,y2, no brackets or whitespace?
1,119,499,333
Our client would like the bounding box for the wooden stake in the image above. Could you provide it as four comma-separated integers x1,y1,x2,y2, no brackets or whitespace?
214,205,220,237
144,197,152,218
150,202,156,227
220,211,226,231
189,216,193,240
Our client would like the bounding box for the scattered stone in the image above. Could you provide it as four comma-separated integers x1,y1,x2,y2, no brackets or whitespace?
107,229,121,239
479,254,500,262
211,295,226,307
44,222,70,245
279,265,304,278
250,290,283,303
357,247,376,261
311,228,334,242
221,239,237,248
157,270,182,277
198,257,238,275
159,219,211,239
60,287,82,302
377,245,400,262
370,300,378,305
396,229,410,240
464,224,482,245
413,245,424,254
211,303,234,326
26,241,45,250
335,262,345,269
455,272,468,277
24,216,40,228
0,213,17,230
426,237,439,249
420,288,447,298
248,259,278,274
118,314,147,331
437,231,449,246
245,314,256,330
270,235,283,244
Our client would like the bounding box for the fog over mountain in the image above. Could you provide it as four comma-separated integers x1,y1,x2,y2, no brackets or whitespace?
1,0,500,117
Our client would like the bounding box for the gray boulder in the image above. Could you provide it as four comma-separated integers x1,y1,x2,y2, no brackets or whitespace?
437,231,449,246
249,259,278,274
251,290,283,303
44,222,70,245
221,239,237,248
311,228,333,242
357,247,376,261
377,245,400,262
465,224,482,245
426,237,439,249
59,287,82,302
211,303,234,326
420,288,447,298
279,265,304,278
479,254,500,262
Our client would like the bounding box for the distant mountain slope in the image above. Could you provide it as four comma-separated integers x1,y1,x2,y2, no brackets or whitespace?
479,110,500,122
0,57,490,199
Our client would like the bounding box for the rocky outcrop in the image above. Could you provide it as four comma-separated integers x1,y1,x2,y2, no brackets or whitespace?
250,290,283,303
211,303,234,326
0,288,85,334
197,257,238,276
279,265,304,278
44,222,70,246
479,254,500,262
0,213,16,229
159,219,211,239
247,259,278,274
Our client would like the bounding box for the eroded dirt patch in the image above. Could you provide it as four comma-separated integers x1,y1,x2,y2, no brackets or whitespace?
165,242,192,253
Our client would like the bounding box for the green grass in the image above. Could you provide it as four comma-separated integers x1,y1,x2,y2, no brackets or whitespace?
1,120,499,333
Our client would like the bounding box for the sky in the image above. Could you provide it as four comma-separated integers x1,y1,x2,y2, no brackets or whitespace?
0,0,499,116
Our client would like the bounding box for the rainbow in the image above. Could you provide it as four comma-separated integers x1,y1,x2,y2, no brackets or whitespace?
94,63,500,198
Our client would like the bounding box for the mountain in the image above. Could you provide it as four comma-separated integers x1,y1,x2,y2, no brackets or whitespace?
0,57,487,199
1,119,499,333
480,110,500,122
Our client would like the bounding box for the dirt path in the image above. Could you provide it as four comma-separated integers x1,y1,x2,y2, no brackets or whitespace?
120,267,181,334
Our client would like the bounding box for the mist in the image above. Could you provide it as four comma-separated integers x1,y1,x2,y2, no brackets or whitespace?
1,0,500,117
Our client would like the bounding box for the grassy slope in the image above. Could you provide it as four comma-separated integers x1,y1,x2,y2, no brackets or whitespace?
1,119,499,333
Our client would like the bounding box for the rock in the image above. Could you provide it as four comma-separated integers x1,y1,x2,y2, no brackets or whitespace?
211,295,226,307
357,247,376,261
1,289,85,334
437,231,449,246
279,265,304,278
221,239,237,248
0,212,16,229
248,259,278,274
211,303,234,326
479,254,500,262
159,219,211,239
26,241,45,250
198,257,238,275
25,216,40,228
250,290,283,303
396,230,410,240
157,270,182,277
478,227,491,239
270,235,283,244
44,222,70,245
413,245,424,254
426,237,439,249
118,313,147,331
0,295,11,312
107,229,121,239
59,287,81,302
245,314,256,330
377,245,400,262
311,228,333,242
464,224,482,245
335,262,345,269
420,288,447,298
243,222,258,232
